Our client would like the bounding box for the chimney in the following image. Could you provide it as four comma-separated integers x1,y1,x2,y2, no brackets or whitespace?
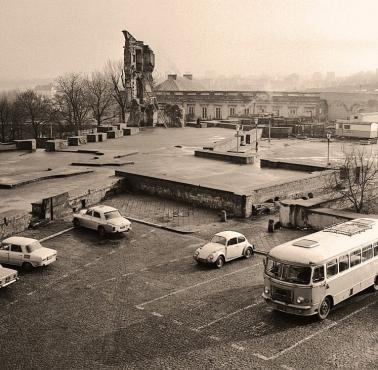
183,74,193,80
168,74,177,80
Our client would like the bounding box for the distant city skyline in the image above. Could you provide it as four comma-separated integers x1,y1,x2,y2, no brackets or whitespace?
2,0,378,83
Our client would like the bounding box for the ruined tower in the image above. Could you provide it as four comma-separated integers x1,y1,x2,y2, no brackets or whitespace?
123,30,158,126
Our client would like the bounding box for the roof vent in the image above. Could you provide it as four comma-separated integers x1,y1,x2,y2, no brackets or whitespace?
183,74,193,80
292,239,319,248
168,74,177,80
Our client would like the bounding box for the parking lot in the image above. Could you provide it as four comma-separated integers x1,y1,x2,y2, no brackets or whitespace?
0,217,376,370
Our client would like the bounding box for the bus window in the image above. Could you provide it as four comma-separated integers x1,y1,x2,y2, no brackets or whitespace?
373,242,378,257
339,254,349,272
350,249,362,267
313,266,325,283
362,245,373,261
326,259,338,278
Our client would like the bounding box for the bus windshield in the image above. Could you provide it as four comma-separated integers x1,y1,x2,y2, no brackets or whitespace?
266,258,312,285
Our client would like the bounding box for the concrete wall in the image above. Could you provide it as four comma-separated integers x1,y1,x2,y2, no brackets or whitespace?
116,171,246,217
260,159,328,172
0,211,32,239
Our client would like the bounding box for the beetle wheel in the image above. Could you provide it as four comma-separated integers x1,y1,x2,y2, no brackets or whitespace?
215,256,224,269
245,247,253,259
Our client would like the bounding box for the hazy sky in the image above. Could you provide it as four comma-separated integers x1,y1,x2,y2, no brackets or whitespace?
2,0,378,80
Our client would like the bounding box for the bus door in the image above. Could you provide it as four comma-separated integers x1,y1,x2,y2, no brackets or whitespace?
312,265,327,305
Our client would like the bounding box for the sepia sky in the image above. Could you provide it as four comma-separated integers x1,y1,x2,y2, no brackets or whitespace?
2,0,378,81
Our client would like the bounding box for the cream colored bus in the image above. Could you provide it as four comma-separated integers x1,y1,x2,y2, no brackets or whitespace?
262,218,378,319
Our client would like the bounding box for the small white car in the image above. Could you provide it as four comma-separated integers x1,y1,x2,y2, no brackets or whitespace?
0,264,18,288
73,205,132,236
194,231,255,268
0,237,57,270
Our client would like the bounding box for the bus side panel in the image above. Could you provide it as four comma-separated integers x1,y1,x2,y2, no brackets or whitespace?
328,271,354,305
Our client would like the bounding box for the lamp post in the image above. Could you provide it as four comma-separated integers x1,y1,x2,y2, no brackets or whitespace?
254,118,259,152
326,132,331,166
268,114,272,143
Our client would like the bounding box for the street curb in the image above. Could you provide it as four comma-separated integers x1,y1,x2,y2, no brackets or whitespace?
254,250,268,256
127,217,194,234
39,227,74,242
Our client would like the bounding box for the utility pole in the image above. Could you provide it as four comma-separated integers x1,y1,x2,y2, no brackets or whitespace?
268,114,271,143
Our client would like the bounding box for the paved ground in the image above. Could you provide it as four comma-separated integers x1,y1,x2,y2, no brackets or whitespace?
0,216,376,370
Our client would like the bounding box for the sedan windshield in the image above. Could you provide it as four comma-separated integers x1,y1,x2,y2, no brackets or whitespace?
266,258,311,285
26,241,42,253
210,235,227,246
105,211,122,220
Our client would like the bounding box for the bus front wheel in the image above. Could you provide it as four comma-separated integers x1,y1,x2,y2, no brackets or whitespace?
317,296,331,320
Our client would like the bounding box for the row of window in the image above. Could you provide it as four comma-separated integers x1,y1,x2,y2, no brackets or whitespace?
188,105,315,118
325,242,378,279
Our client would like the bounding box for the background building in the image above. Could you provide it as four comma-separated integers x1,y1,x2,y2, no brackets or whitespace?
155,74,327,122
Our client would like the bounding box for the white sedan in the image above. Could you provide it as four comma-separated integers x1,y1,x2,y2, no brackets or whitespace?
0,237,57,270
0,264,18,288
193,231,255,268
73,205,131,236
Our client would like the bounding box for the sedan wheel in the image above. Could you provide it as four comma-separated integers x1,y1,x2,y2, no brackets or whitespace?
98,226,106,237
73,218,80,227
215,256,224,269
22,262,33,271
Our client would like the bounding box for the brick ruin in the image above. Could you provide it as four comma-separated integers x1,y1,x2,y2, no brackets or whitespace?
123,30,158,126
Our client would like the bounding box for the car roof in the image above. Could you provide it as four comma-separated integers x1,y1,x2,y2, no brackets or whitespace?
2,236,38,246
89,205,118,213
214,231,244,239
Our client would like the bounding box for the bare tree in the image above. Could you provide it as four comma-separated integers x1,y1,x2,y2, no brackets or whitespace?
16,90,53,139
55,73,90,132
85,72,114,125
0,95,12,142
325,148,378,213
105,60,128,122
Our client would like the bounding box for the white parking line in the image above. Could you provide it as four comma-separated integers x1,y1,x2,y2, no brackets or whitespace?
151,312,163,317
209,335,221,341
108,250,116,255
131,239,137,243
38,227,74,242
281,365,295,370
122,272,134,277
195,300,264,331
27,291,36,296
231,344,245,351
135,263,261,309
254,299,376,361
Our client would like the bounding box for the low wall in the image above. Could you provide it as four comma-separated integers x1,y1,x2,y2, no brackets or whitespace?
115,170,246,217
68,136,87,146
262,126,292,138
45,140,68,151
0,210,32,239
195,149,255,164
14,139,36,151
107,130,123,139
123,127,140,136
260,159,328,172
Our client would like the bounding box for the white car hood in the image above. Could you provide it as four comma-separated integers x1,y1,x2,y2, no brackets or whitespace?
197,242,224,258
108,217,131,227
0,266,17,279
